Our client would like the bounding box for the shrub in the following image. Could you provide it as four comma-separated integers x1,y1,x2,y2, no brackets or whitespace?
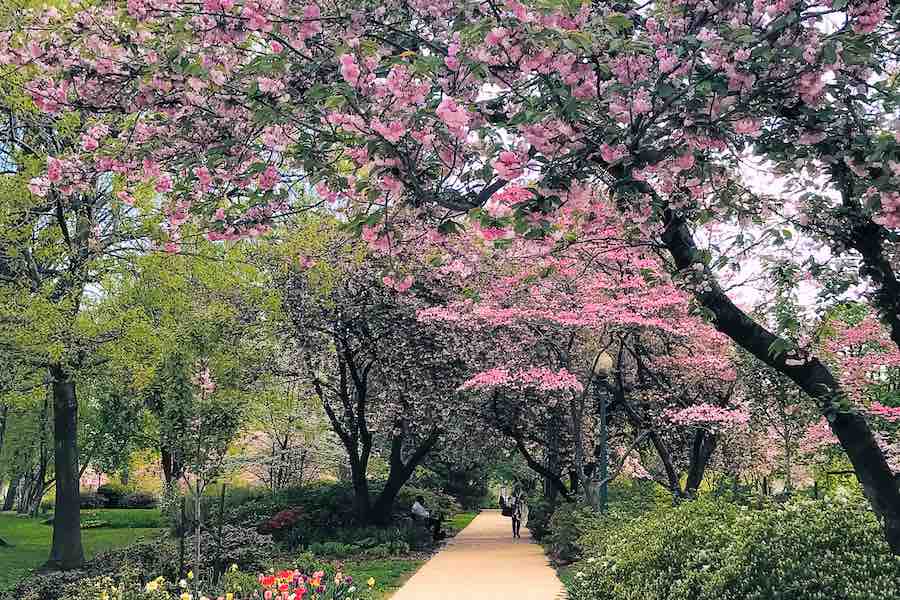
9,562,373,600
90,535,180,580
80,517,110,529
274,482,356,528
9,570,88,600
307,541,361,558
544,503,601,563
524,498,553,541
97,483,130,508
220,497,278,527
79,492,107,508
256,507,305,540
184,525,277,575
705,498,900,600
122,491,158,509
8,537,175,600
567,497,900,600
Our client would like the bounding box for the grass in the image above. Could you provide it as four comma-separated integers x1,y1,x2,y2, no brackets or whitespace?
0,512,162,592
37,508,163,529
343,558,425,600
75,508,163,528
446,511,478,536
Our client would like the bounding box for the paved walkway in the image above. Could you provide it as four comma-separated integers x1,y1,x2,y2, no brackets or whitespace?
389,509,566,600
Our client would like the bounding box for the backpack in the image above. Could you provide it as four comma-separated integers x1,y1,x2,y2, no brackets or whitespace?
500,495,512,516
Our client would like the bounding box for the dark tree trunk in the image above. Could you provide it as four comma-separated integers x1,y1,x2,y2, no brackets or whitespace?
616,389,683,496
3,477,18,511
16,473,33,514
347,455,372,523
832,165,900,351
370,475,404,525
46,367,84,570
662,209,900,554
684,430,718,496
369,426,440,525
511,432,572,503
161,445,185,489
544,413,563,503
0,404,8,459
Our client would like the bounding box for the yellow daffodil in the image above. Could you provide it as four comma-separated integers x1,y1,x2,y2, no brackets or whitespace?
187,571,194,580
367,577,375,588
180,593,192,600
145,581,159,592
225,593,234,600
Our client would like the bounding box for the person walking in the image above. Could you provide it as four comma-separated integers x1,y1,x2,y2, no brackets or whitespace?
510,486,527,539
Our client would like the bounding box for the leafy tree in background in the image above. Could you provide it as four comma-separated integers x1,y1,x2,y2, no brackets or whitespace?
0,113,154,570
276,217,478,524
238,375,340,495
98,245,279,489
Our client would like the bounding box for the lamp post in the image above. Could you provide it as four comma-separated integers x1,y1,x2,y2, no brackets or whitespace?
592,351,614,513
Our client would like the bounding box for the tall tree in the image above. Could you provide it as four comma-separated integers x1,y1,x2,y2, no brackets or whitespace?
278,218,474,524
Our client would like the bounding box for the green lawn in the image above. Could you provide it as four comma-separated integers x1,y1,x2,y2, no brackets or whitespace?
73,508,163,528
0,512,162,592
446,511,478,536
343,558,424,600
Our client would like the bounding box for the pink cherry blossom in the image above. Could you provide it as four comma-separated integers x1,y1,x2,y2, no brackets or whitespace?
492,151,523,180
27,176,50,197
258,77,285,94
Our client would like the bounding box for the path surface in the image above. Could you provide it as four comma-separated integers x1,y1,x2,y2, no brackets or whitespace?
389,509,566,600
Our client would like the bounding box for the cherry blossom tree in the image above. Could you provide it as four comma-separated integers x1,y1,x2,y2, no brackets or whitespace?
413,209,744,500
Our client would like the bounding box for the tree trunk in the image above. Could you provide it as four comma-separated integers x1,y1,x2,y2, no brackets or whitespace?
784,434,794,494
616,390,682,496
569,395,584,496
161,445,184,489
544,413,562,503
46,367,85,570
16,472,33,514
0,404,8,460
369,427,440,525
662,209,900,554
347,455,372,523
3,477,18,511
684,430,717,496
370,475,404,526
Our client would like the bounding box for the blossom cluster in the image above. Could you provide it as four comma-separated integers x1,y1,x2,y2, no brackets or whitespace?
459,366,583,393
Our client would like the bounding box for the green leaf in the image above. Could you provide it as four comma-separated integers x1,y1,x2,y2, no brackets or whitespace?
606,13,633,32
324,95,346,109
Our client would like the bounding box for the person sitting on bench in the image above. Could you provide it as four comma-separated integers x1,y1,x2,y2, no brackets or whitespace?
411,495,444,540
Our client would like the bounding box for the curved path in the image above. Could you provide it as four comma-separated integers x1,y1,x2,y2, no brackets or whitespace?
389,509,566,600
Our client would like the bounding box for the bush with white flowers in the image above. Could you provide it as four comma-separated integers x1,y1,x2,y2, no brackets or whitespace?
567,496,900,600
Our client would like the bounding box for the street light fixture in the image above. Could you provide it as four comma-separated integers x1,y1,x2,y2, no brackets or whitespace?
592,351,614,513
